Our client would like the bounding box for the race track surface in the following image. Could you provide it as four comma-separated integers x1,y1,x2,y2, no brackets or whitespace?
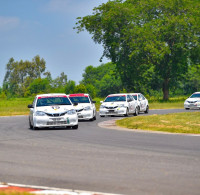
0,109,200,195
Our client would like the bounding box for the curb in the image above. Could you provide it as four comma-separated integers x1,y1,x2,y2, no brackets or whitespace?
0,182,121,195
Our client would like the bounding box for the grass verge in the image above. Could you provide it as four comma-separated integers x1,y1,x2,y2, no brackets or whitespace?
116,112,200,134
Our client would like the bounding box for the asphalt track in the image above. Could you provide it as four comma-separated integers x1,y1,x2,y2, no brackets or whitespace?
0,109,200,195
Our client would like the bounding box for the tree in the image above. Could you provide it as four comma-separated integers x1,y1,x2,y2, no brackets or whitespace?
65,80,76,94
74,84,87,93
3,55,46,96
75,0,200,100
81,62,123,97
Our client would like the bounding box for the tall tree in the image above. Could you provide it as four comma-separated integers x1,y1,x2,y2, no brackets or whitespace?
75,0,200,100
3,55,46,96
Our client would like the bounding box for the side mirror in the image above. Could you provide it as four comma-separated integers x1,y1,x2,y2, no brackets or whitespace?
100,101,103,104
28,104,33,108
73,102,78,106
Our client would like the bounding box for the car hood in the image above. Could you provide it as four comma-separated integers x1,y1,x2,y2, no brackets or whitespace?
101,102,127,107
186,98,200,102
36,105,75,113
73,103,91,110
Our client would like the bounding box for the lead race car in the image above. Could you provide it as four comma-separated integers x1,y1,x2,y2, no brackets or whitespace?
68,93,97,121
99,93,139,117
28,93,78,130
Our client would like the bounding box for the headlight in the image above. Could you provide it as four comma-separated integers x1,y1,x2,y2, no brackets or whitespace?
84,106,92,111
100,105,105,109
119,104,126,107
35,111,46,116
66,109,76,115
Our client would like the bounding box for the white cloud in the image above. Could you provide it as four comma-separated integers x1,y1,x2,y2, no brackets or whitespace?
0,16,20,32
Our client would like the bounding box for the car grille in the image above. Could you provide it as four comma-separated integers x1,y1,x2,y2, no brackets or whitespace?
105,106,118,109
188,101,197,103
76,109,84,112
47,121,68,125
46,113,66,117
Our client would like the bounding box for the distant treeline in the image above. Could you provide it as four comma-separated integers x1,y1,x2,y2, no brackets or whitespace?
0,55,199,99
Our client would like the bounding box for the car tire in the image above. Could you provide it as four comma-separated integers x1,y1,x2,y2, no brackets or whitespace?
124,108,129,117
185,108,190,110
100,115,105,117
72,125,78,129
134,107,139,116
29,118,33,129
144,105,149,114
33,126,38,130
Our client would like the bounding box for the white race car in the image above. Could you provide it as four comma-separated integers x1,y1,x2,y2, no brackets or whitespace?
184,92,200,110
68,93,97,121
28,93,78,130
130,93,149,113
99,93,139,117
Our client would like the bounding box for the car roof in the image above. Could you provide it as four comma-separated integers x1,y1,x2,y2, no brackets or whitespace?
107,93,127,96
193,92,200,94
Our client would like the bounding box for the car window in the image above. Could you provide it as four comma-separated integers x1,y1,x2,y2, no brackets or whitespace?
190,93,200,98
69,96,90,103
132,95,137,100
105,95,126,102
36,96,71,107
141,94,145,100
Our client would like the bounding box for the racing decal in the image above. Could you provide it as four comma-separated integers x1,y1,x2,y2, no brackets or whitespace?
69,94,88,97
51,106,60,110
38,95,67,99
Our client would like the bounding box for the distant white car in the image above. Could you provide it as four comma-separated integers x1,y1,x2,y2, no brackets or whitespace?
28,93,78,130
68,93,97,121
99,93,139,117
184,92,200,110
130,93,149,113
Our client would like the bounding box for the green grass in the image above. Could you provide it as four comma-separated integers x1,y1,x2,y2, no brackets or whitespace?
0,97,34,116
116,112,200,134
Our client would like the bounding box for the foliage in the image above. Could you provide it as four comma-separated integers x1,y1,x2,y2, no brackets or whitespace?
65,80,76,94
75,0,200,100
3,55,47,97
74,84,87,93
81,62,123,97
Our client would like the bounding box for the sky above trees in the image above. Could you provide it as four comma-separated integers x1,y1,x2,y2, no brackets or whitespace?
0,0,109,86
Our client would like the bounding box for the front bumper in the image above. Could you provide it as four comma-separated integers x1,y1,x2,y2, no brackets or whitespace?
33,115,78,128
184,102,200,109
77,110,94,120
99,107,127,116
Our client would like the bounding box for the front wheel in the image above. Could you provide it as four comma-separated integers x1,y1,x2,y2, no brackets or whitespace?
29,118,33,129
144,105,149,114
72,125,78,129
134,107,139,116
124,108,130,117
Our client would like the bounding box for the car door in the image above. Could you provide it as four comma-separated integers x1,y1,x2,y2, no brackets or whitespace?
138,94,146,111
127,95,134,113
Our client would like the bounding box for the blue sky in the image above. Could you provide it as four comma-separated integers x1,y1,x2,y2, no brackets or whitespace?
0,0,109,87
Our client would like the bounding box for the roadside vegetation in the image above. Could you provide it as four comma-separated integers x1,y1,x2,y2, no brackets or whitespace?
116,112,200,134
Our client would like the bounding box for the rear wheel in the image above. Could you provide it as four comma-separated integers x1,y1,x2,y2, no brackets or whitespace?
185,108,190,110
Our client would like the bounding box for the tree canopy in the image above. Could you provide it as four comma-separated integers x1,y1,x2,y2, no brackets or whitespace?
75,0,200,100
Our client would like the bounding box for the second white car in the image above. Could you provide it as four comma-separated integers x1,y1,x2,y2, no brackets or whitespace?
68,93,97,121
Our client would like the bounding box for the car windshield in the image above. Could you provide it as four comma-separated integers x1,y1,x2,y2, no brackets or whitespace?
69,96,90,103
190,93,200,98
104,95,126,102
132,95,137,100
36,96,72,107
